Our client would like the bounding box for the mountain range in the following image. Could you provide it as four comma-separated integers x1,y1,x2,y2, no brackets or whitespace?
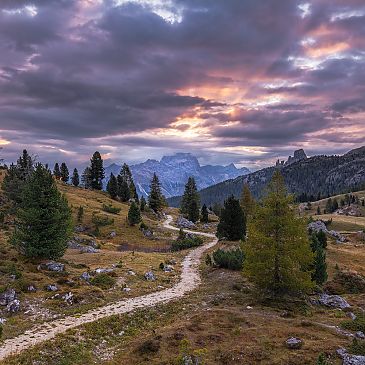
167,147,365,207
104,153,250,198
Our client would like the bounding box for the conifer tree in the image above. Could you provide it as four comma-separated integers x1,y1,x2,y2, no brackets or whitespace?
180,177,200,222
216,195,246,241
60,162,69,183
118,177,130,202
243,171,314,296
71,168,80,187
240,183,255,218
53,163,61,179
140,196,146,211
128,201,141,225
17,149,33,180
90,151,104,190
317,206,321,215
148,173,163,212
200,204,209,223
129,180,139,203
120,163,133,184
316,230,327,248
81,167,92,189
310,234,328,285
11,164,72,259
106,173,118,199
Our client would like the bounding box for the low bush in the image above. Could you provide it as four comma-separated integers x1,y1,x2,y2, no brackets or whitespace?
102,204,121,214
212,248,244,270
90,273,116,289
349,338,365,356
171,229,203,251
341,312,365,332
92,214,114,227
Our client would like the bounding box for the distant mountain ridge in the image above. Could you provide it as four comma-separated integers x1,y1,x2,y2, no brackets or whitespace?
104,153,250,198
167,147,365,207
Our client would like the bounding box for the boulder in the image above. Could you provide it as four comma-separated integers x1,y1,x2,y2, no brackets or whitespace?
163,264,174,272
7,299,20,313
318,294,351,309
285,337,303,349
356,332,365,339
79,246,99,253
0,288,16,306
144,271,156,281
95,268,114,274
109,231,117,238
176,216,196,229
40,261,65,272
142,228,154,238
337,348,365,365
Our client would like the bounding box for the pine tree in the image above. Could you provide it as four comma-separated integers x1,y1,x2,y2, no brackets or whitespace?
106,173,118,199
240,183,255,218
129,180,139,203
90,151,105,190
316,206,321,215
140,196,146,211
216,195,246,241
243,171,314,296
316,230,327,248
11,164,73,259
118,177,130,202
71,168,80,187
148,173,163,212
77,206,84,222
180,177,200,222
200,204,209,223
128,202,141,225
53,163,61,179
325,198,333,214
17,149,33,180
60,162,69,183
310,234,328,285
81,167,92,189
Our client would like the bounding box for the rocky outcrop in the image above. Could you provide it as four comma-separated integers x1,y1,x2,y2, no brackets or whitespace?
318,294,350,309
337,348,365,365
0,289,16,306
285,149,307,166
308,220,348,243
176,216,196,229
39,262,65,272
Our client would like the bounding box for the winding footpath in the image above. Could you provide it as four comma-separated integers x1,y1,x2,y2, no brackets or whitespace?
0,215,218,361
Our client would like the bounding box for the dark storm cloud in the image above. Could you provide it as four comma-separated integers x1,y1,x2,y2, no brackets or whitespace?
0,0,364,167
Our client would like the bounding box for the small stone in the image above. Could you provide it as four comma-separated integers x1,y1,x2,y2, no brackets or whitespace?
80,272,91,282
27,285,37,292
163,264,174,272
7,299,20,313
122,287,131,292
348,312,357,320
46,284,58,292
118,330,125,336
356,331,365,339
0,288,16,306
127,270,136,276
246,306,253,310
95,268,114,274
144,271,156,281
79,246,99,253
109,231,117,238
0,318,7,325
285,337,303,350
62,292,74,305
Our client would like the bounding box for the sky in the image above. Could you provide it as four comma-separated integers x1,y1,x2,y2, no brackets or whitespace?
0,0,364,170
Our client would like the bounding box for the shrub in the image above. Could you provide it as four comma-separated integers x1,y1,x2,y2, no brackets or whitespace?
90,273,116,289
0,323,2,339
140,221,148,230
171,229,203,251
316,353,329,365
212,248,244,270
341,312,365,332
92,214,114,227
102,204,121,214
349,338,365,356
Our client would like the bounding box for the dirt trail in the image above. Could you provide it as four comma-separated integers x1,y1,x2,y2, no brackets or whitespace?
0,215,218,361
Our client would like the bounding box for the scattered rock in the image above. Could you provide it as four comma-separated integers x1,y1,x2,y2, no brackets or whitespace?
142,228,154,238
162,264,174,272
79,246,99,253
46,284,58,292
95,268,114,274
357,231,365,241
74,225,88,233
7,299,20,313
39,261,65,272
27,285,37,292
176,216,196,229
285,337,303,349
0,288,16,306
80,272,91,282
337,347,365,365
356,331,365,339
0,318,6,325
318,294,351,309
62,292,74,305
127,270,136,276
122,287,131,292
67,239,82,249
308,220,348,243
144,271,156,281
349,312,357,320
109,231,117,238
336,205,363,217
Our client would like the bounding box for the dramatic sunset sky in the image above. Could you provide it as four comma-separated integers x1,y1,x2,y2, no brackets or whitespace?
0,0,364,169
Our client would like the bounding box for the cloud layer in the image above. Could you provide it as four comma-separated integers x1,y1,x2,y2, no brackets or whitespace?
0,0,364,169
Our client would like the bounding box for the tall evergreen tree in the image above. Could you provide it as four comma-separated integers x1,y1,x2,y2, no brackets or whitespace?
128,201,141,225
140,196,146,211
118,177,130,202
216,195,246,241
240,183,255,218
71,168,80,187
11,164,72,259
53,163,61,179
90,151,105,190
310,234,328,286
148,173,163,212
120,163,133,184
60,162,69,183
243,171,314,296
17,149,33,180
200,204,209,223
129,180,139,203
81,167,92,189
180,177,200,222
106,173,118,199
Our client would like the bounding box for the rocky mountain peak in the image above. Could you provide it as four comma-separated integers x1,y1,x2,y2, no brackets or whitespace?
286,149,307,166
